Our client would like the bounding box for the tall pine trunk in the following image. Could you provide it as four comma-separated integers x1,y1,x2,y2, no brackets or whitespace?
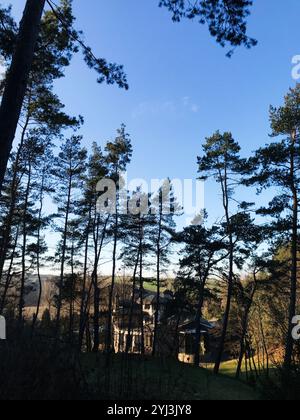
139,244,145,355
152,214,162,357
194,272,208,367
0,0,45,191
55,175,72,336
214,167,234,374
31,166,46,335
92,216,108,352
125,251,140,353
78,206,92,351
0,225,19,315
106,211,118,352
0,115,29,283
236,280,257,378
18,160,32,326
284,130,298,370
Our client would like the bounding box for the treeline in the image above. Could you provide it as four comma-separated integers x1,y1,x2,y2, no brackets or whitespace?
1,72,300,379
0,0,299,389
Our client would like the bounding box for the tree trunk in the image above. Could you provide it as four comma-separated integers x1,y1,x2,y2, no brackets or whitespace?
55,174,72,336
106,211,118,353
0,0,45,192
31,164,46,335
68,245,75,341
0,225,19,315
284,131,298,370
214,249,233,374
152,253,161,357
18,159,32,326
214,167,234,375
0,115,29,283
257,302,269,375
93,278,100,352
139,244,145,355
125,251,140,353
236,281,257,379
194,275,207,367
78,206,92,351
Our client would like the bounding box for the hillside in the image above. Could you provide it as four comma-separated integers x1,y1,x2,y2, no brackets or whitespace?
83,355,259,401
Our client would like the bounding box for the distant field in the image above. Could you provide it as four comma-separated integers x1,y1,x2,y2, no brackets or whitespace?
114,277,173,293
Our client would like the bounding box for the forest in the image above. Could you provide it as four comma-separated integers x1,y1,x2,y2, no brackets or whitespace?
0,0,300,402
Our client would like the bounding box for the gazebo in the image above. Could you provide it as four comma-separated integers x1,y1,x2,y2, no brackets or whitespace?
178,318,214,364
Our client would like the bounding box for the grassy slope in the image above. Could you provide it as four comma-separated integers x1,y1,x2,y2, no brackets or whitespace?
83,355,258,400
204,359,274,379
204,360,246,377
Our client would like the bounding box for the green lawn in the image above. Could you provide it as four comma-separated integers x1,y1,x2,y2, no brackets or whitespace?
203,359,274,380
203,360,245,377
82,354,259,400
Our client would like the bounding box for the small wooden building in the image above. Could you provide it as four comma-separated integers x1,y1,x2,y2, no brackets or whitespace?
178,319,214,364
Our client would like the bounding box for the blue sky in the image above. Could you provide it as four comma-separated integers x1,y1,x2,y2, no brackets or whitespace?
6,0,300,228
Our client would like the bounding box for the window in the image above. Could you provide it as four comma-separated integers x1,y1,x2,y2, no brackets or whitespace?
133,335,142,352
185,335,195,355
145,334,153,348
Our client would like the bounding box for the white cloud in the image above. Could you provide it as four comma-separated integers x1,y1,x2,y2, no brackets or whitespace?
132,97,200,119
132,100,177,119
182,96,200,114
182,96,190,107
191,104,199,113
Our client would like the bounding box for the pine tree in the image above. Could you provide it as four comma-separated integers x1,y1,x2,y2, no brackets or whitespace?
245,85,300,370
0,0,256,192
0,0,128,191
53,135,87,336
0,0,46,190
198,131,252,374
150,180,179,356
0,2,81,308
160,0,256,56
77,143,110,352
104,125,132,352
179,219,229,366
121,189,153,354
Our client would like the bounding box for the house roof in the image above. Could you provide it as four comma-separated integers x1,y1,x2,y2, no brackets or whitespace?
143,291,172,305
179,318,214,333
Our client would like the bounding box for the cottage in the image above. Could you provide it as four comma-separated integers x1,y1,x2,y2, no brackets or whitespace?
178,318,214,364
112,288,216,364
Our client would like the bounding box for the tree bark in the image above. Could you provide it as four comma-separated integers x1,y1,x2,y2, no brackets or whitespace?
0,0,45,192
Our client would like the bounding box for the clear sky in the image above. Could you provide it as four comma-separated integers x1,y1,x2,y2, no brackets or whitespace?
7,0,300,221
4,0,300,273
